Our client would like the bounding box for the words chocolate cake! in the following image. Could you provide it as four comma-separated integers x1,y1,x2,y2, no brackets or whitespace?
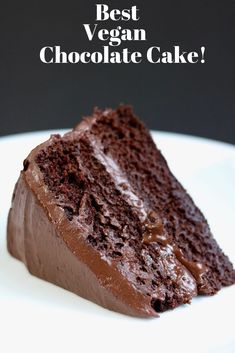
7,105,235,317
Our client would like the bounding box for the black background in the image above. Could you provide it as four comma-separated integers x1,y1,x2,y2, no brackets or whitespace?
1,0,235,143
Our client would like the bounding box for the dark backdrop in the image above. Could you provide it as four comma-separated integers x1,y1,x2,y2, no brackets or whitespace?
1,0,235,143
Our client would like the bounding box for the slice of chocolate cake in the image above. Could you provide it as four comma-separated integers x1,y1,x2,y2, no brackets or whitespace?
7,105,235,317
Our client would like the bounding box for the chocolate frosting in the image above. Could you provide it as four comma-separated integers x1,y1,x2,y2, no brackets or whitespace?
142,218,208,293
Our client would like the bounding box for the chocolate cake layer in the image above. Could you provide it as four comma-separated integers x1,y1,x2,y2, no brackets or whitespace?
7,105,235,317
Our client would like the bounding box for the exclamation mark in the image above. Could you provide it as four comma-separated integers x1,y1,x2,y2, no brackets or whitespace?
201,46,205,63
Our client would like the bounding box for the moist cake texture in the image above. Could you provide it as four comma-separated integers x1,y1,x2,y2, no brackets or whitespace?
7,105,235,317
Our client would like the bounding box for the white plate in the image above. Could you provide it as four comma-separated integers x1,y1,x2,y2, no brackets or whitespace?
0,130,235,353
